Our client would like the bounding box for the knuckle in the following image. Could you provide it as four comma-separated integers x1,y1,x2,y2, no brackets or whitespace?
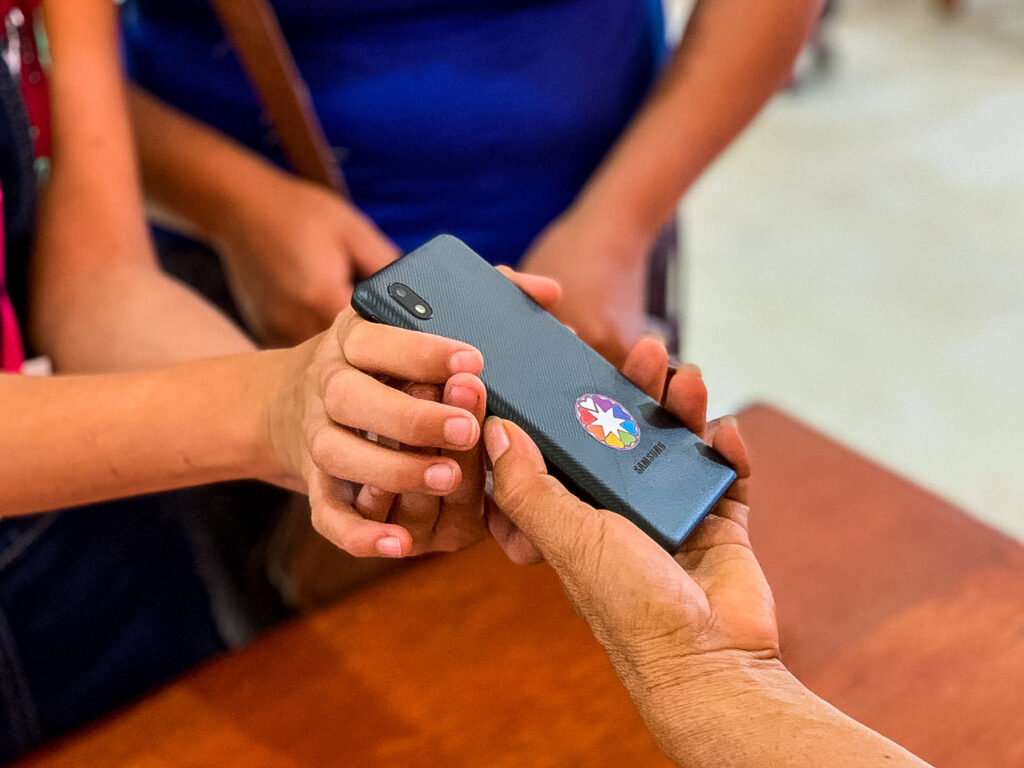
505,475,557,526
380,458,418,492
530,475,571,512
310,504,329,538
322,367,361,421
309,427,338,471
338,314,368,363
333,527,357,555
494,476,529,517
556,508,611,574
506,482,535,519
405,405,440,445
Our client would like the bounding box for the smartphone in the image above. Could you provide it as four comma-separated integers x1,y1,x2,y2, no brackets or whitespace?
352,235,736,551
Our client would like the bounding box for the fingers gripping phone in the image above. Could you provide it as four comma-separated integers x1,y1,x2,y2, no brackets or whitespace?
352,235,736,551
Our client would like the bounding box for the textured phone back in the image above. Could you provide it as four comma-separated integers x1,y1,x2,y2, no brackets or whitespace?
352,235,735,550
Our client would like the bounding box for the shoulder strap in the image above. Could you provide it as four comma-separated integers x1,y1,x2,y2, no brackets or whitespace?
209,0,349,197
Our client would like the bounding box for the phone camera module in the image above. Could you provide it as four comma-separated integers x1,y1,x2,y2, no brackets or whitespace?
387,282,433,320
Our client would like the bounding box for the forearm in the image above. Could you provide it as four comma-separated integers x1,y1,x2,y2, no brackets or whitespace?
30,0,255,370
129,85,292,247
34,259,254,371
38,0,152,259
633,655,931,768
575,0,822,240
0,350,294,515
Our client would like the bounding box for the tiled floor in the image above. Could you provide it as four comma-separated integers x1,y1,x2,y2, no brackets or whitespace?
682,0,1024,539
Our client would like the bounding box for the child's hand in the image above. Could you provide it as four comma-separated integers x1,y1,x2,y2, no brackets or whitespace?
264,267,561,558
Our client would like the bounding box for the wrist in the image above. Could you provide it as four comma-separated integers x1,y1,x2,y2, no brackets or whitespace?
198,153,297,253
626,650,801,764
560,193,660,268
575,145,684,232
253,342,318,491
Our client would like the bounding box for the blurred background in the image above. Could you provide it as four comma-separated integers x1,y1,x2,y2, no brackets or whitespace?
677,0,1024,539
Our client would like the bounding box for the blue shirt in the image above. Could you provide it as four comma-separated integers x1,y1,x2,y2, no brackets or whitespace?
122,0,666,265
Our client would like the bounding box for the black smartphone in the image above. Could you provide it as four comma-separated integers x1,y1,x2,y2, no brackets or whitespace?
352,235,736,551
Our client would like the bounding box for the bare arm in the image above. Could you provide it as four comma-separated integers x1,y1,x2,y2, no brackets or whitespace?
485,339,930,768
127,85,292,245
128,86,398,347
0,306,501,560
0,352,285,514
522,0,823,364
579,0,824,239
642,658,930,768
29,0,254,371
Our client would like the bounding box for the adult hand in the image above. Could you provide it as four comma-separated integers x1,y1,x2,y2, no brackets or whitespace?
483,345,934,768
483,341,775,702
215,175,400,347
520,210,651,367
486,339,712,564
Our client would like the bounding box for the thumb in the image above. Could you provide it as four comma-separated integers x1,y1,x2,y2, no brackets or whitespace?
495,265,562,313
484,417,604,567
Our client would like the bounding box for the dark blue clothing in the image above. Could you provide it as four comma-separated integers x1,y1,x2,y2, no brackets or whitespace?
121,0,667,265
0,500,224,762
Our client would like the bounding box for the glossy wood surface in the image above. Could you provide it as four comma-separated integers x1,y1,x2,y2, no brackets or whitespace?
19,405,1024,767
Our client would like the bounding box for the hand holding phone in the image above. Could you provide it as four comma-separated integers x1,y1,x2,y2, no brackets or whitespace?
353,236,736,551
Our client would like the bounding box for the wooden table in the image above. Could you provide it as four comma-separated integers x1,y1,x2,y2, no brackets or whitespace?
19,405,1024,767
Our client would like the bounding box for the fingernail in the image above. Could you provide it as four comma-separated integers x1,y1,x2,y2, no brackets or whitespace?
450,349,483,374
484,417,510,462
444,416,476,447
721,415,738,429
424,462,457,491
375,536,404,558
365,484,386,497
447,384,478,411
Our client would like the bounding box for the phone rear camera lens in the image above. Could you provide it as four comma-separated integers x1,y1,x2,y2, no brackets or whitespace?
387,282,433,320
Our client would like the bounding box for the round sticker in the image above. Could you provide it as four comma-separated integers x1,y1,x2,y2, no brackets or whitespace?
575,394,640,450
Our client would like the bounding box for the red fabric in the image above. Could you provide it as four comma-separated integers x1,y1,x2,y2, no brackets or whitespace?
0,0,49,372
14,0,49,157
1,182,25,372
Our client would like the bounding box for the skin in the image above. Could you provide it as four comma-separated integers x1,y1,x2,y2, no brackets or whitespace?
0,269,555,562
483,342,932,767
283,267,561,557
30,0,256,371
10,15,924,743
20,18,923,761
127,0,823,358
10,1,565,560
329,266,563,557
129,87,400,348
520,0,825,365
0,312,477,557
